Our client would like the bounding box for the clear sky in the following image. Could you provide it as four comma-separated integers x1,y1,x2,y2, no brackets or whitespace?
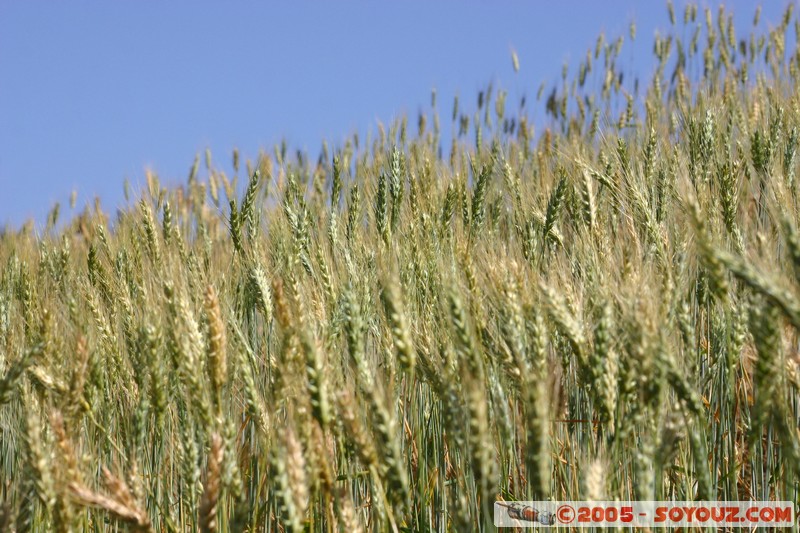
0,1,788,228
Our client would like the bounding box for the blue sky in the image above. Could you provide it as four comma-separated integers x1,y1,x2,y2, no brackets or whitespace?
0,1,787,228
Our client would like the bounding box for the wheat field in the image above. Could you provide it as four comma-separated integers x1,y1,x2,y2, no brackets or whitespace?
1,3,800,531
